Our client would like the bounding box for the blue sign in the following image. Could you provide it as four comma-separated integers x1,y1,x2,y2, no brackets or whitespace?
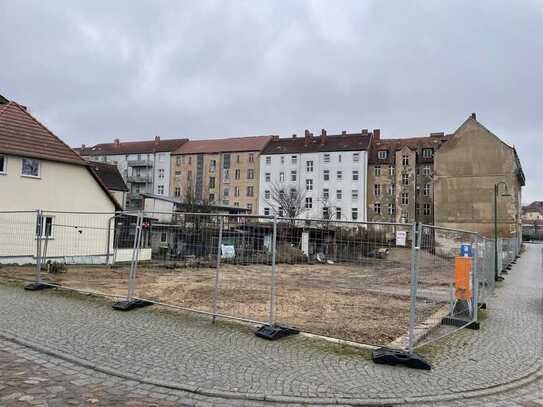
460,244,473,257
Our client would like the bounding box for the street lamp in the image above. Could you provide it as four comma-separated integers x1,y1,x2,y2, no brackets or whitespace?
494,182,511,281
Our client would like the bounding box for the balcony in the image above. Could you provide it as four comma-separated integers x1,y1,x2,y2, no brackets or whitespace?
127,175,153,183
127,160,153,167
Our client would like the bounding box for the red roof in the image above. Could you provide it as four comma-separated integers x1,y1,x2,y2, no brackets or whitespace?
173,135,274,155
76,138,188,156
369,133,452,164
0,102,87,166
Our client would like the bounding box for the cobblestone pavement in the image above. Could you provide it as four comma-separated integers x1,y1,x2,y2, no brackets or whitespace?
0,244,541,405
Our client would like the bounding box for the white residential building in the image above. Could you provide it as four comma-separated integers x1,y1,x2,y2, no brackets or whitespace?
258,130,373,222
76,137,187,209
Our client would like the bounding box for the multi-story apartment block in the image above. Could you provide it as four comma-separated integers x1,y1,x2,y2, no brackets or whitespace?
76,137,187,209
367,132,450,224
170,136,273,214
258,129,372,221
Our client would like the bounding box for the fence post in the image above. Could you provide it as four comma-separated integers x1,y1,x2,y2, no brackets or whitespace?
35,210,43,284
268,216,278,325
407,222,421,354
212,215,224,324
472,235,479,323
127,211,143,301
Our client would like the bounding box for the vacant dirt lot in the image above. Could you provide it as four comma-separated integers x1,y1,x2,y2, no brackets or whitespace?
0,248,453,346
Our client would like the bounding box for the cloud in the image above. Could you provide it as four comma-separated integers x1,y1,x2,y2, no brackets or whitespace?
0,0,542,201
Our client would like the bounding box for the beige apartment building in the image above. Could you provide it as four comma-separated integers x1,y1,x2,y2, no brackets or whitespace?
170,136,273,214
367,131,450,224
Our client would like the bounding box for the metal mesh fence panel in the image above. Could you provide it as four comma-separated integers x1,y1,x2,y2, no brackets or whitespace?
414,225,479,349
272,218,415,348
0,211,39,284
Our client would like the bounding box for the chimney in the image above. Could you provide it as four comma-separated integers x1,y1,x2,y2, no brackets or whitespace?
304,129,311,146
320,129,327,145
292,134,297,139
471,112,476,120
361,129,368,135
154,136,161,144
373,129,380,140
341,131,347,136
81,144,86,149
114,139,120,147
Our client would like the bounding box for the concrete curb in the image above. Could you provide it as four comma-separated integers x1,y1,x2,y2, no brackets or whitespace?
2,329,543,406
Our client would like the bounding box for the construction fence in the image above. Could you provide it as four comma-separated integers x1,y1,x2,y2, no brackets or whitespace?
0,209,521,359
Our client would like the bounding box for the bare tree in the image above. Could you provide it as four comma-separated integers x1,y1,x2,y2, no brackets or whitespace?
265,182,307,219
179,182,212,213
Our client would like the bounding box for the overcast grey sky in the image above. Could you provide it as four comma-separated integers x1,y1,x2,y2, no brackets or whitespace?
1,1,541,202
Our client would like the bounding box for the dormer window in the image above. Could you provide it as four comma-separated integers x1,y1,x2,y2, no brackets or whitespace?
422,148,433,158
378,150,388,160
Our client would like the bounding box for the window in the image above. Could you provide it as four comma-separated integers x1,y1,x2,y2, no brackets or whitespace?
291,170,297,181
181,156,185,164
176,156,182,166
188,156,192,165
279,190,285,200
158,168,165,179
402,173,409,185
291,155,297,164
247,203,253,213
374,184,381,196
234,186,240,197
323,153,330,163
352,170,359,181
422,148,433,158
305,197,313,209
423,183,431,196
388,203,395,215
247,186,254,197
280,156,285,164
306,160,313,172
159,153,165,162
223,153,231,169
323,170,330,181
337,171,343,180
336,207,342,219
352,208,358,220
264,207,270,216
0,155,5,174
236,155,240,164
374,166,381,176
265,156,271,165
157,185,164,195
224,187,230,197
378,150,388,160
37,216,54,239
402,155,409,166
209,193,215,202
247,169,255,179
223,169,230,180
22,158,40,177
234,202,240,207
279,172,285,182
401,192,409,205
323,188,329,200
336,189,342,200
278,207,284,217
248,153,254,163
209,177,216,189
174,187,181,197
323,207,329,219
374,203,381,215
352,190,358,200
235,169,241,180
160,232,167,243
389,166,395,176
290,188,296,198
353,153,360,162
423,203,431,216
175,170,181,176
338,154,342,162
306,179,313,191
423,165,431,176
388,184,395,195
209,160,216,172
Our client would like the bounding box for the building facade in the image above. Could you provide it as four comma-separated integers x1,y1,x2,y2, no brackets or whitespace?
367,132,451,224
434,114,525,239
170,136,273,214
258,130,372,221
76,137,187,209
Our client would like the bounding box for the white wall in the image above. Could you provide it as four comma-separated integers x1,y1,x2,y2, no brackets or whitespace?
258,150,368,221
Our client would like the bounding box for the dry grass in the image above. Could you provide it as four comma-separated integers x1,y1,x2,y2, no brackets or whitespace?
0,247,453,346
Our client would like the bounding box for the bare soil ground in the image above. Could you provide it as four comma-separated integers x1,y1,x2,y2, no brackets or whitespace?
0,248,453,346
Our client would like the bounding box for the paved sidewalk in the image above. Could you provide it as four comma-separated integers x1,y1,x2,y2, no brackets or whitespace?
0,244,541,405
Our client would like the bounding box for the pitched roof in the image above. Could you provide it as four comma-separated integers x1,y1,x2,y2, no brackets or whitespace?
173,135,274,155
0,102,87,166
76,138,188,156
262,132,372,155
87,161,128,192
368,133,452,165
